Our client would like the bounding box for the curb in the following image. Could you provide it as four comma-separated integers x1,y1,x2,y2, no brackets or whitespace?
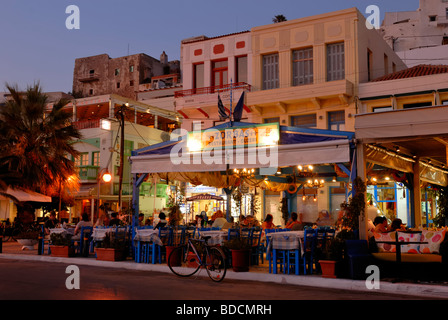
2,253,448,299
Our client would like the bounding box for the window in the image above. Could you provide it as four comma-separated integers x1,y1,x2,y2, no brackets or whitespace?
327,42,345,81
263,117,280,124
130,65,134,73
262,53,279,90
212,60,228,88
367,49,373,81
328,111,345,131
236,56,248,83
384,54,389,75
292,48,313,86
89,89,94,95
429,15,437,22
115,68,120,76
75,153,89,167
443,36,448,45
89,69,95,75
291,114,316,128
373,106,393,113
194,63,204,89
403,102,432,109
116,82,120,89
92,152,100,167
130,80,134,87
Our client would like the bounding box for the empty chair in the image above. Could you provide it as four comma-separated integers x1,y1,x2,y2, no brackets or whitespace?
302,228,317,275
227,228,240,240
250,228,263,265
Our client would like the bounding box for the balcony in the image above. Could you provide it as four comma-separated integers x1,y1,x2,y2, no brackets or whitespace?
78,166,99,181
73,119,101,130
78,73,100,82
174,82,251,98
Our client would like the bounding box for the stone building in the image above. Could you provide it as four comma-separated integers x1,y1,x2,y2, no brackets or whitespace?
72,52,180,100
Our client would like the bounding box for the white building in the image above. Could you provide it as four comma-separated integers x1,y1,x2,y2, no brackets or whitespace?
381,0,448,67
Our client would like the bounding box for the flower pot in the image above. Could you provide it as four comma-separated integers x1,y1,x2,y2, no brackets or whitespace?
17,239,39,250
231,249,250,272
96,248,126,261
50,245,75,257
319,260,338,278
166,246,181,266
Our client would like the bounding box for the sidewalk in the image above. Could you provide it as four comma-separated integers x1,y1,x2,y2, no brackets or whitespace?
2,240,448,299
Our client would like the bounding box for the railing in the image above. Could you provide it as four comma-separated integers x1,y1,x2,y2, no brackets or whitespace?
174,82,251,98
78,73,100,82
78,166,99,181
73,119,101,130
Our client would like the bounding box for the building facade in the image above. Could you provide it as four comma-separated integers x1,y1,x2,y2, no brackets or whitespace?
381,0,448,67
72,52,180,100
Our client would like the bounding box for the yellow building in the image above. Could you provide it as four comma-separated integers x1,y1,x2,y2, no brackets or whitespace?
175,7,406,132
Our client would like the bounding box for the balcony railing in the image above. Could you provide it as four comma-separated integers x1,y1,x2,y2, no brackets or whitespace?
73,119,101,130
174,82,251,98
78,73,100,82
78,166,99,181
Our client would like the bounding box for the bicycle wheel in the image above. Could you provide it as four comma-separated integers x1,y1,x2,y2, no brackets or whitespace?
168,245,201,278
205,246,227,282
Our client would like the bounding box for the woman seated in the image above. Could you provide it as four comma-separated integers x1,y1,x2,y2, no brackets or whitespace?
286,212,303,230
373,216,388,233
261,214,276,230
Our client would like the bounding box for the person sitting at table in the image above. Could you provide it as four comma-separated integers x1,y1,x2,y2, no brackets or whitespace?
286,212,302,230
389,218,407,232
212,210,227,229
154,212,168,229
109,212,122,227
44,211,59,234
262,214,276,230
73,213,93,239
94,213,110,227
373,216,388,233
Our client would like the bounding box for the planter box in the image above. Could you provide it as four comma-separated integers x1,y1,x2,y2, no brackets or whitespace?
319,260,338,278
231,249,250,272
50,245,75,257
96,248,126,261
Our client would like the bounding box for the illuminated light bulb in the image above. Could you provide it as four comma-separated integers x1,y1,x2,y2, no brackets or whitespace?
102,173,112,183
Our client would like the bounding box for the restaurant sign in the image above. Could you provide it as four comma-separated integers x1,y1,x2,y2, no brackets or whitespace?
187,123,280,152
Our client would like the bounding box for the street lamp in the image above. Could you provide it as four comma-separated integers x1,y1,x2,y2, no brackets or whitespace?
97,168,112,219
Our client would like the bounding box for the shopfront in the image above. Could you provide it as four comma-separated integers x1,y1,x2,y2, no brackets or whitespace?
130,122,356,228
355,106,448,238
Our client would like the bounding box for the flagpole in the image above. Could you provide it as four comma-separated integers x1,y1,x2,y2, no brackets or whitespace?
230,79,233,127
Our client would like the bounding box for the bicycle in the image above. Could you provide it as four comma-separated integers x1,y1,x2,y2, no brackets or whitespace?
167,235,227,282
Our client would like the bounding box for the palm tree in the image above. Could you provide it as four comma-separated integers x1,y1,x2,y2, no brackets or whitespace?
0,83,81,197
273,15,287,23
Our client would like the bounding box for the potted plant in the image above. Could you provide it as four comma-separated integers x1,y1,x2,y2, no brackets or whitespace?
319,238,344,278
16,230,40,250
95,233,127,261
50,233,75,257
224,237,252,272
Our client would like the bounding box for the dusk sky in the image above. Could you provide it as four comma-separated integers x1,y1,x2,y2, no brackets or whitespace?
0,0,418,93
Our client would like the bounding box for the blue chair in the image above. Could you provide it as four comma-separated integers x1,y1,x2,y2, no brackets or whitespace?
250,228,263,265
346,240,374,280
157,227,173,263
227,228,240,240
74,226,93,256
302,228,317,275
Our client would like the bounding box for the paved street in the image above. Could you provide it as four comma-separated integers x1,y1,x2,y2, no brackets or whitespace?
0,258,435,301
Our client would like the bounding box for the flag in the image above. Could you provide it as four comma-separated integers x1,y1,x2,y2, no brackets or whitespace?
232,92,245,122
218,94,229,120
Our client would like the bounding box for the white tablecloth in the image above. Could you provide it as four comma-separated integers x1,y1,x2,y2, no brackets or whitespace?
199,230,227,246
92,227,128,241
133,229,163,246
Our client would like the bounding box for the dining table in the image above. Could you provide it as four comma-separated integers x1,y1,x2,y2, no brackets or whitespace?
266,231,305,274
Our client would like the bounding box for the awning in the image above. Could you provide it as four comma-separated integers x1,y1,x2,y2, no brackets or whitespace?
186,194,224,201
0,187,52,203
131,122,354,174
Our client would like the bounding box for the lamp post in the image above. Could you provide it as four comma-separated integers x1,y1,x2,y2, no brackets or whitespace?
97,168,112,220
